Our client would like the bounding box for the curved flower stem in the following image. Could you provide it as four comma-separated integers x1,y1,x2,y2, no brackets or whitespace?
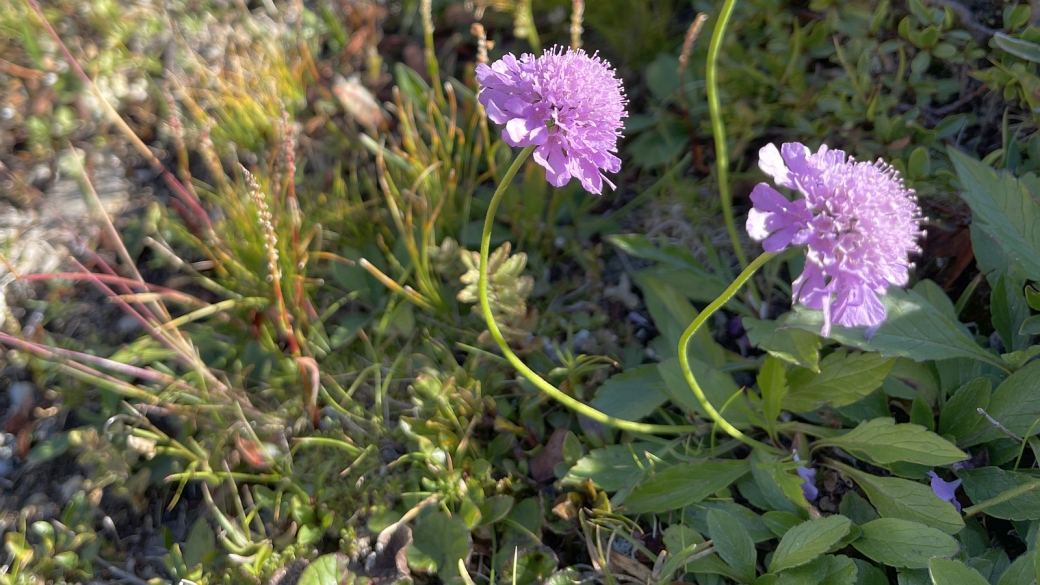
678,252,783,454
706,0,748,270
479,146,700,435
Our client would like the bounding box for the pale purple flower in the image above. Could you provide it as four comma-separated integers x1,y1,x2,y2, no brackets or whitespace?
928,471,962,512
746,143,923,337
476,47,627,194
794,453,818,502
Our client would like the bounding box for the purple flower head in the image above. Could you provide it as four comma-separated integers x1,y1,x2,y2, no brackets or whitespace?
476,47,627,194
794,453,819,502
746,143,923,337
928,471,962,512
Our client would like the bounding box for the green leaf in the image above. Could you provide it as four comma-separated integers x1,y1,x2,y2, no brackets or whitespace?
937,378,991,442
927,558,989,585
882,358,940,405
776,555,858,585
958,467,1040,520
768,515,851,573
854,559,889,585
814,418,968,466
948,148,1040,281
658,357,752,429
744,317,822,372
634,273,724,365
708,508,758,583
477,496,515,527
607,234,704,271
908,147,931,179
784,288,1007,371
994,32,1040,63
759,355,789,425
751,449,807,513
840,492,880,526
663,524,742,580
763,511,803,539
622,460,748,514
831,461,964,534
407,512,472,581
851,519,960,569
591,365,669,421
689,502,774,543
562,443,673,491
971,358,1040,444
298,554,356,585
992,275,1031,352
783,351,894,413
996,550,1035,585
1019,315,1040,335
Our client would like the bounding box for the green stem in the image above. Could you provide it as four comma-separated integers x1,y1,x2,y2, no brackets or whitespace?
479,146,700,435
678,252,782,453
706,0,748,270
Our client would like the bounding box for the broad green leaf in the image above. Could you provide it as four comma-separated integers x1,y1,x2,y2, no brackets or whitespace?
851,519,960,569
882,358,940,405
992,275,1031,352
768,515,851,573
948,148,1040,281
562,443,672,491
759,355,789,424
622,460,748,514
607,234,705,271
744,317,822,372
591,365,669,421
971,218,1031,286
644,266,731,305
633,273,724,364
927,558,989,585
477,496,515,527
658,357,752,429
1020,315,1040,335
958,467,1040,520
784,288,1007,371
937,378,991,442
783,351,894,413
839,492,880,526
996,550,1035,585
298,554,356,585
406,512,472,581
970,359,1040,444
832,461,964,534
689,502,774,543
663,524,742,580
775,555,857,585
707,509,757,583
854,559,889,585
912,279,960,324
763,511,803,539
815,418,968,467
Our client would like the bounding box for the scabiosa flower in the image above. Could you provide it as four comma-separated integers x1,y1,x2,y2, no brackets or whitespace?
928,471,962,512
476,47,627,194
746,143,923,336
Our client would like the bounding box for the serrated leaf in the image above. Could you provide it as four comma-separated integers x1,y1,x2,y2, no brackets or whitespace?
707,509,757,583
927,558,989,585
958,467,1040,521
948,148,1040,281
590,365,669,421
744,317,822,371
784,288,1007,371
815,418,967,466
783,351,894,413
851,519,960,569
768,515,851,573
831,461,964,534
776,554,858,585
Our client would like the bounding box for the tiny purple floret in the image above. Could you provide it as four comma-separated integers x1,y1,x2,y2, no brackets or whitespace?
928,471,962,512
476,47,627,194
794,453,818,502
746,143,923,336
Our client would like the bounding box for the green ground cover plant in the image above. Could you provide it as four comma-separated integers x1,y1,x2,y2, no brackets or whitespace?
2,0,1040,583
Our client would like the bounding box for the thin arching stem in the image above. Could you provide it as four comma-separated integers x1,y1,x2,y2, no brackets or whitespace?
678,252,783,454
478,146,701,435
